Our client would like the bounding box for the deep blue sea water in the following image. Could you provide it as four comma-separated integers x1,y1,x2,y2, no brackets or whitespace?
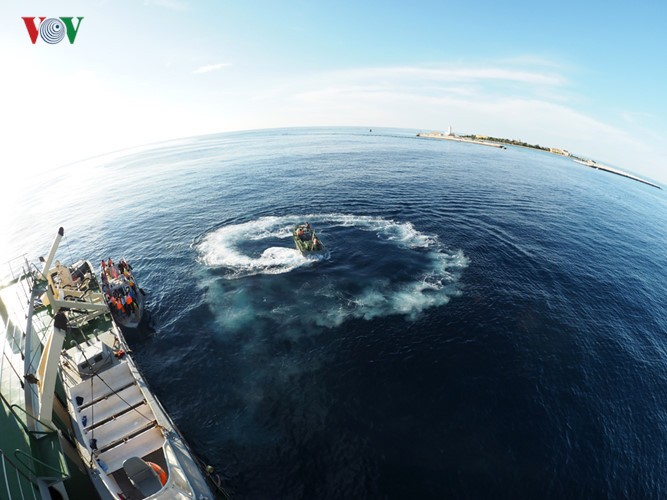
7,127,667,498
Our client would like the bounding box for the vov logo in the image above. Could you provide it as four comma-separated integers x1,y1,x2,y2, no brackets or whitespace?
22,17,84,44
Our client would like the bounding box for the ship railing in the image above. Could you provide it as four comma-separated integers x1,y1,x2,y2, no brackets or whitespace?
1,257,36,420
5,405,69,483
1,256,46,374
1,255,36,295
0,449,41,500
2,397,69,484
0,257,32,361
0,255,27,286
13,449,69,485
9,404,59,438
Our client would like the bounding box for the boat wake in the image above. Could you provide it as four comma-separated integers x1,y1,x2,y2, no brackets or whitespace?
197,216,326,277
196,214,468,330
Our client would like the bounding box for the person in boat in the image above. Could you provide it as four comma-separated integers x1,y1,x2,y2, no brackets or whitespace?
312,236,319,250
128,293,138,313
298,227,304,240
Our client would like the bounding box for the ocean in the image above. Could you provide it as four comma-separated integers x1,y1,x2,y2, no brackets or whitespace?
6,127,667,499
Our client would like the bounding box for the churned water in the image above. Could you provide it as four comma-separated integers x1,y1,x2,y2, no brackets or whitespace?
7,127,667,498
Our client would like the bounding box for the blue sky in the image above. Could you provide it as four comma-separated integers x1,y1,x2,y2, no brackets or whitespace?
1,0,665,183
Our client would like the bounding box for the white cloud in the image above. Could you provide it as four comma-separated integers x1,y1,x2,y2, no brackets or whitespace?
621,111,653,124
143,0,190,11
192,63,232,74
1,52,663,185
242,63,663,182
326,65,566,86
406,66,563,85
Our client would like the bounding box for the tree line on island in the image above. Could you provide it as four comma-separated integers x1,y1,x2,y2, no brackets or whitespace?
460,134,549,151
459,134,587,161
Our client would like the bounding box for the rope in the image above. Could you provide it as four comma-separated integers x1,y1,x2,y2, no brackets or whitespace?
189,452,232,498
70,325,154,425
90,366,155,425
63,236,76,277
89,373,94,467
68,328,155,471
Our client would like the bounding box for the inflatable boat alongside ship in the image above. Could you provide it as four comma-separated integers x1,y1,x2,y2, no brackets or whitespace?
1,227,219,499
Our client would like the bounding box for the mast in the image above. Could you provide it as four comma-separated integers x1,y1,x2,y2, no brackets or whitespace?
36,313,68,426
24,227,65,430
42,227,64,277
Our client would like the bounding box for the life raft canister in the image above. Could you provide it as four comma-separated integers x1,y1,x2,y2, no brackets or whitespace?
147,461,168,486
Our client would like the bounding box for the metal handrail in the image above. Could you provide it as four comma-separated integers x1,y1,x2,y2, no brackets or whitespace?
9,404,58,437
0,448,41,499
13,449,69,484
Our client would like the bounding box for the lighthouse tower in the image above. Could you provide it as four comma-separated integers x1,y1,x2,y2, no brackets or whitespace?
447,125,453,136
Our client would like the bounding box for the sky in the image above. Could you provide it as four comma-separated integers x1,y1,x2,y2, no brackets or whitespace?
0,0,666,184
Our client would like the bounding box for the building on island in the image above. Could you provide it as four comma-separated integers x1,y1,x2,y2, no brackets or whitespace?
549,147,571,157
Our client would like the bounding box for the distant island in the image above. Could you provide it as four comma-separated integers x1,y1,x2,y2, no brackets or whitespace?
417,129,661,190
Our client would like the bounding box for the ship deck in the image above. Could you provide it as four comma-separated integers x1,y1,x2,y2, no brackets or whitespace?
1,265,97,499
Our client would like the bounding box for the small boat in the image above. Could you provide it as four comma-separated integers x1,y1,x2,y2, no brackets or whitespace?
293,223,325,254
31,228,218,499
100,258,145,328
